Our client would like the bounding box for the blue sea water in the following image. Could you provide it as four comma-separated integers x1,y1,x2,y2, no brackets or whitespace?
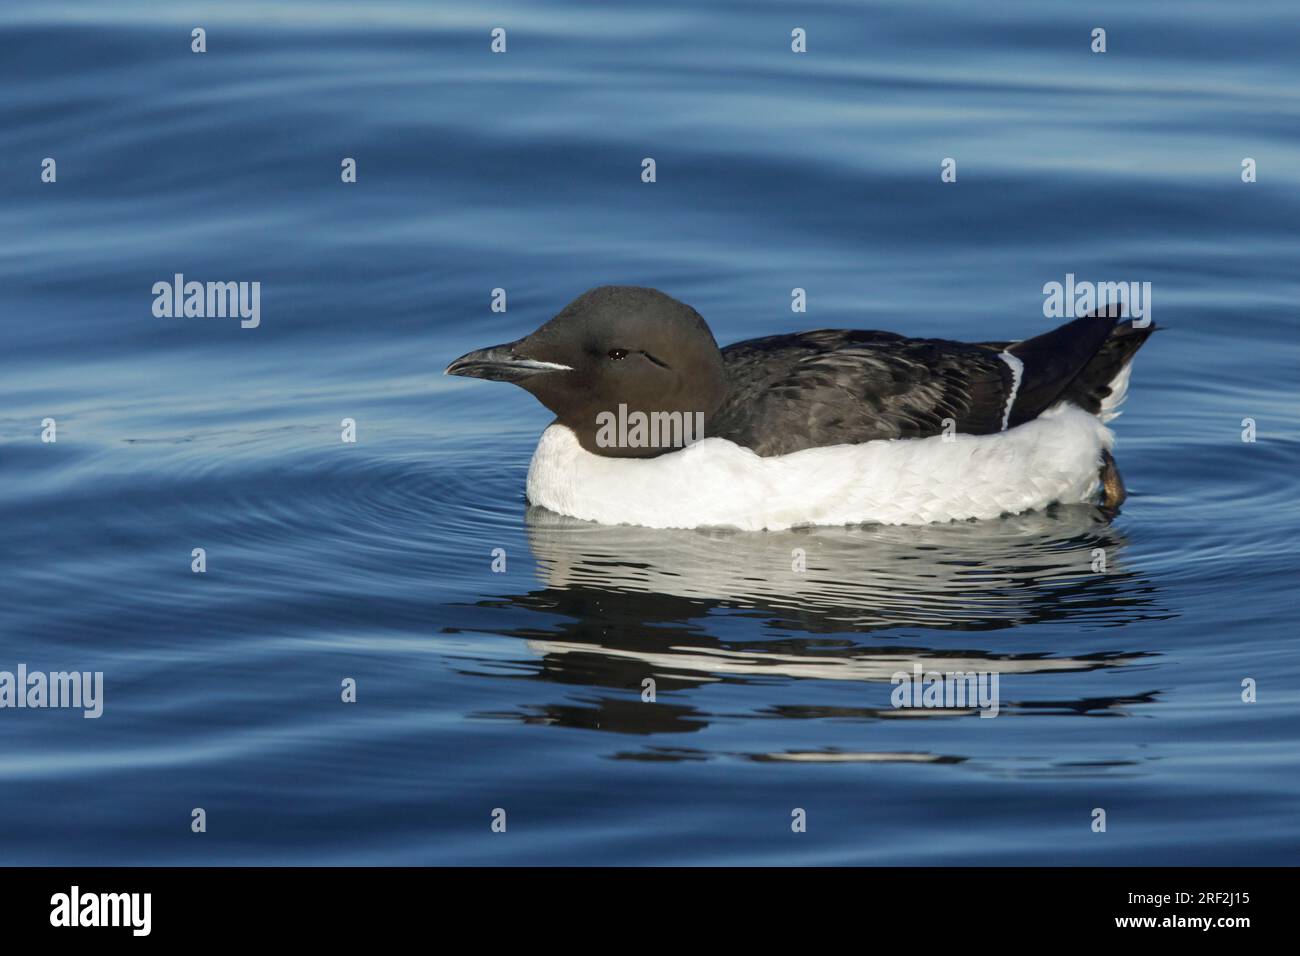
1,0,1298,865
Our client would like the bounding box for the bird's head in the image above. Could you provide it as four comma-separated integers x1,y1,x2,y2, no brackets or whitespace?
445,286,726,457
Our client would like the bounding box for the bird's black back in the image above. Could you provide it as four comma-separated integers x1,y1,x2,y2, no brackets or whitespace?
710,310,1154,457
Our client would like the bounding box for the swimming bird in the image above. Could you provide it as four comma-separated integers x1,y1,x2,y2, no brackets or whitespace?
445,286,1155,531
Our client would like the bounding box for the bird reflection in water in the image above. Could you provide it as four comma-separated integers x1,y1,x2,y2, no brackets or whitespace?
460,504,1169,759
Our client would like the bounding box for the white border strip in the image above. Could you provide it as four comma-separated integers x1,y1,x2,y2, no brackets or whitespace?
997,351,1024,431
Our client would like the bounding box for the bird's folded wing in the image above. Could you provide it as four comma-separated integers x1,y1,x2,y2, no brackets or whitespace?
713,330,1015,456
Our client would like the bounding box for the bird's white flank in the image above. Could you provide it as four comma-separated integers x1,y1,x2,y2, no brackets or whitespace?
527,400,1116,531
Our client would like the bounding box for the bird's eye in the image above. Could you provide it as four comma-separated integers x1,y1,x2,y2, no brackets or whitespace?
607,349,628,360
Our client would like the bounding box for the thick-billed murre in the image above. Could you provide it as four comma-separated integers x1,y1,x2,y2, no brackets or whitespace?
446,286,1155,530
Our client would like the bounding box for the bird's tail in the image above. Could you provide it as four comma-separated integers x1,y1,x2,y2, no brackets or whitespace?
996,304,1157,428
1061,314,1157,421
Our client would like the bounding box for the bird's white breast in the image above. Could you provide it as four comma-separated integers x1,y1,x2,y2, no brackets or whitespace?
525,404,1114,531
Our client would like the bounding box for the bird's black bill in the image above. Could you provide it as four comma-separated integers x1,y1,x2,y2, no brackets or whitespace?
444,343,571,383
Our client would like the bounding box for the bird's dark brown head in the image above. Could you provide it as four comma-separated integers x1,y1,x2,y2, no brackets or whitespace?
445,286,727,457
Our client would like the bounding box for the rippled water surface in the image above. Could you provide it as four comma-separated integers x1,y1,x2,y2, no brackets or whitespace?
1,1,1298,864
